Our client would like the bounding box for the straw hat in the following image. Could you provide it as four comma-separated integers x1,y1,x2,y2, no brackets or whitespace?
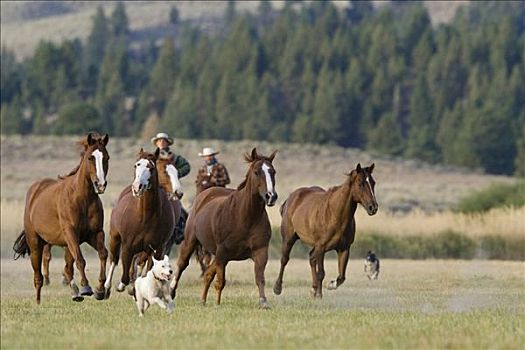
198,147,220,157
151,132,173,146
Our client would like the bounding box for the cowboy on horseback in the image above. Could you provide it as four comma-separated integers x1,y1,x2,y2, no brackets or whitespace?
195,147,230,195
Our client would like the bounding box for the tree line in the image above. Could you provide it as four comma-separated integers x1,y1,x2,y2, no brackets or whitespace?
1,1,524,176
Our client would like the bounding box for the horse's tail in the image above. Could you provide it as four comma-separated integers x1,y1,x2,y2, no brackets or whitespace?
13,230,30,260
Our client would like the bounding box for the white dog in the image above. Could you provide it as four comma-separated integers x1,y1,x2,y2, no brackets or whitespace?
134,255,174,317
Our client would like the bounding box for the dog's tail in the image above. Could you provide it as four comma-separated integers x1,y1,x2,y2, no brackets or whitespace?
13,230,30,260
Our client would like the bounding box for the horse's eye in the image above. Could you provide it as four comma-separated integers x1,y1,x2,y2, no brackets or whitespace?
254,171,259,176
89,156,95,161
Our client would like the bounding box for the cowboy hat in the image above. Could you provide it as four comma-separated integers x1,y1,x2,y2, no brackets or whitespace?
151,132,173,146
198,147,220,157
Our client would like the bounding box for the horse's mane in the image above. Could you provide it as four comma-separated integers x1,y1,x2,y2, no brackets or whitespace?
236,150,274,191
57,132,106,180
57,151,85,179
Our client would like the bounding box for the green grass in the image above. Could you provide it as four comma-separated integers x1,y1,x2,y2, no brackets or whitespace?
1,258,524,349
455,181,525,214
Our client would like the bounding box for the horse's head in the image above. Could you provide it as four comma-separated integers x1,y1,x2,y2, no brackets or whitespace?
156,150,184,200
348,163,378,216
81,132,110,194
242,148,278,207
132,148,159,198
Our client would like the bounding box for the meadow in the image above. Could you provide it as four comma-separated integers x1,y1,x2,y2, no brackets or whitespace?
1,257,523,349
1,135,523,349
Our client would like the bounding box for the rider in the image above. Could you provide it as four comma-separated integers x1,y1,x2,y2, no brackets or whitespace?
150,132,190,249
195,147,230,195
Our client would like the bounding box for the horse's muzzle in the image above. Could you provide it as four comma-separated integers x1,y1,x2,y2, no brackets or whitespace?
93,181,106,194
265,192,278,207
367,203,378,216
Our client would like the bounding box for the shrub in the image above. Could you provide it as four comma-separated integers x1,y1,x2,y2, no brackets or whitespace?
455,181,525,214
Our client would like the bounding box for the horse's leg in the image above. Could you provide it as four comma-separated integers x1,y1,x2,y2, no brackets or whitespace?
63,248,83,301
308,248,318,296
104,230,121,299
314,247,326,298
253,248,270,309
170,234,199,299
117,246,133,292
42,244,52,286
86,230,108,300
62,248,73,285
328,247,350,290
273,233,298,295
214,256,229,306
62,227,92,296
201,259,217,305
27,232,45,304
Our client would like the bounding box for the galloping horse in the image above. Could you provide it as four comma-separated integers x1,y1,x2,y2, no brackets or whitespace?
132,150,184,279
13,132,110,303
104,148,175,297
273,163,378,298
170,148,278,309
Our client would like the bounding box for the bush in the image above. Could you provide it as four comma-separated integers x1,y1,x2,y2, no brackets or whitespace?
455,181,525,214
53,102,105,135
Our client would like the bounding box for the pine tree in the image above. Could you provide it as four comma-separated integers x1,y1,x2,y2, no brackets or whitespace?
111,2,129,37
405,74,438,162
147,38,178,115
83,6,109,95
367,112,404,156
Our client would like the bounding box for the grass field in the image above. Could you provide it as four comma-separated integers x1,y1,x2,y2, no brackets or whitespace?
1,257,523,349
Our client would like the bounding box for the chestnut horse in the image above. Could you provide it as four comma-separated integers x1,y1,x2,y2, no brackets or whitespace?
273,163,378,298
104,148,175,297
132,150,184,279
170,148,278,309
13,132,110,303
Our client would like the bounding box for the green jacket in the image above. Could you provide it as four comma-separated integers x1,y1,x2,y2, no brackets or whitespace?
173,154,190,178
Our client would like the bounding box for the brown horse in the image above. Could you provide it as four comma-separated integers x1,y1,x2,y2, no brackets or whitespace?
273,163,378,298
131,151,184,279
104,148,175,297
170,148,277,309
13,132,110,303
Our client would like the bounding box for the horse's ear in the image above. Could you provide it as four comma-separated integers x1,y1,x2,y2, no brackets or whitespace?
356,163,362,172
137,147,144,157
101,134,109,146
87,133,95,146
154,147,160,160
368,163,375,174
251,148,258,161
268,150,278,162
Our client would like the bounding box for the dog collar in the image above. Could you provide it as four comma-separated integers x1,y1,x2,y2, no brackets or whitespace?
153,272,164,282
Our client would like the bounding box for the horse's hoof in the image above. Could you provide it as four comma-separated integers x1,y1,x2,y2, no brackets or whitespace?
104,288,111,299
44,277,50,286
170,289,176,300
116,282,126,292
310,288,316,297
327,280,338,290
72,295,84,302
80,286,94,296
127,284,135,296
94,289,105,300
273,284,282,295
259,299,271,310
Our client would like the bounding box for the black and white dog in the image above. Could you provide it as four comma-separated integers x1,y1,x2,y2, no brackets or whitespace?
364,251,380,280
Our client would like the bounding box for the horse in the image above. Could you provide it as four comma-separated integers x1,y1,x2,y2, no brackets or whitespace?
104,148,175,298
273,163,378,298
132,150,184,279
12,132,110,303
170,148,278,309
